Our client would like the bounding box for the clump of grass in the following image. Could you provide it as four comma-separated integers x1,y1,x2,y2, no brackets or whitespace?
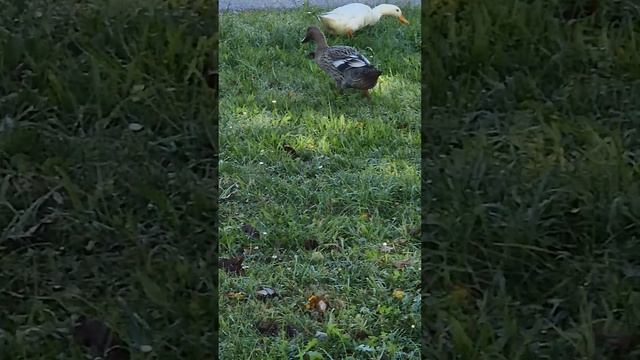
0,0,216,358
424,1,640,359
219,6,420,359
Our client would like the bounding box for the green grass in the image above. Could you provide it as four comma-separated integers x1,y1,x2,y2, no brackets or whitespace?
0,0,216,358
424,0,640,359
219,5,420,359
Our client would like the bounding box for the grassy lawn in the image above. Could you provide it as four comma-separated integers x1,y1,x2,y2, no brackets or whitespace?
424,1,640,359
218,5,420,359
0,0,216,358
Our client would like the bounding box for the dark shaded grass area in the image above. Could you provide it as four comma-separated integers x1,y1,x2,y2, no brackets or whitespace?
1,0,217,358
424,0,640,359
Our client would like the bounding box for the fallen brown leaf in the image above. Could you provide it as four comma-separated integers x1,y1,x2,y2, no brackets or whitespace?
282,144,299,158
241,223,260,239
393,259,412,269
285,324,299,338
226,291,246,301
220,256,245,275
303,238,319,250
242,246,259,256
324,243,342,252
306,295,329,317
256,320,279,336
408,226,420,239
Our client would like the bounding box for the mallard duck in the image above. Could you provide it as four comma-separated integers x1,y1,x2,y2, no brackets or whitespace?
318,3,409,38
301,26,382,98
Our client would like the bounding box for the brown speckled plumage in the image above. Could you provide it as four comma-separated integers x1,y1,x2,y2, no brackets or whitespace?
301,26,381,96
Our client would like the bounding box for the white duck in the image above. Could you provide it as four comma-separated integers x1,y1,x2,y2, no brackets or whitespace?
318,3,410,38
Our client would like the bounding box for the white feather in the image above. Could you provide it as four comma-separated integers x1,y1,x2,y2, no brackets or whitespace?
332,54,369,69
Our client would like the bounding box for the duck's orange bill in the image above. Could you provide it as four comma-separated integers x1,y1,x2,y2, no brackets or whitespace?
398,15,410,25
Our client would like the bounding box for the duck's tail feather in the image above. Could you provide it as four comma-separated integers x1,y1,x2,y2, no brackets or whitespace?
343,66,382,90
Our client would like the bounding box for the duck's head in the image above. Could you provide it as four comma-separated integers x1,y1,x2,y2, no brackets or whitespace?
374,4,410,25
301,26,324,44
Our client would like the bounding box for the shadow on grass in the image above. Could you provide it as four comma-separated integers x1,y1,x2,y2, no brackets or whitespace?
423,1,640,358
1,1,217,358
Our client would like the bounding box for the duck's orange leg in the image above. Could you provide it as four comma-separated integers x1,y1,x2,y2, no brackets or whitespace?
346,29,354,38
362,89,370,100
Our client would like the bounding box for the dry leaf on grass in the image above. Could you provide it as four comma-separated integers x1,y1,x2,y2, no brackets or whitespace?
256,320,279,336
220,256,245,275
303,238,319,250
408,226,420,239
241,223,260,239
255,320,299,338
282,144,300,158
393,259,412,269
242,246,258,256
324,243,342,252
285,324,299,338
226,291,246,301
306,295,329,317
